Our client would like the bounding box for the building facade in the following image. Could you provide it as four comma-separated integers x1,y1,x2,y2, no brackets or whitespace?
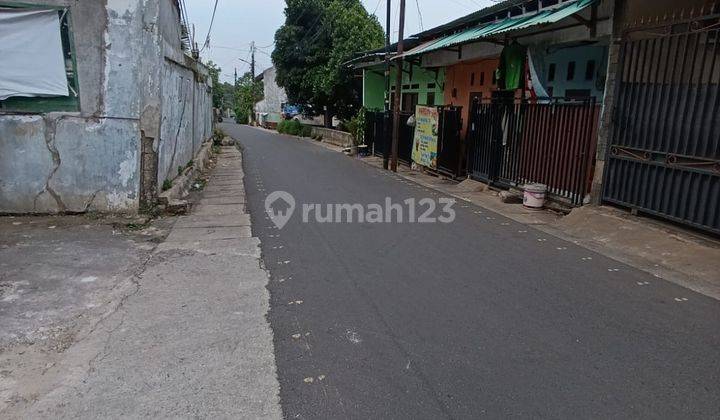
0,0,212,214
254,66,288,128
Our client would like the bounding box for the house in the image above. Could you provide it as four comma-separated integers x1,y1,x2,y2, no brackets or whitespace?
0,0,213,214
353,0,720,235
254,67,288,129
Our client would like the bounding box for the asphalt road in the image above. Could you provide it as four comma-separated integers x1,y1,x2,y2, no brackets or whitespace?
223,123,720,419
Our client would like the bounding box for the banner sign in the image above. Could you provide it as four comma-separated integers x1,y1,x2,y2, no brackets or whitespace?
411,105,439,169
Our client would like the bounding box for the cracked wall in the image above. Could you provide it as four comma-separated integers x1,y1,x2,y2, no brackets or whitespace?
0,0,212,213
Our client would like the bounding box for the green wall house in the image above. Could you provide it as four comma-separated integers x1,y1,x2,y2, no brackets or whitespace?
362,63,445,111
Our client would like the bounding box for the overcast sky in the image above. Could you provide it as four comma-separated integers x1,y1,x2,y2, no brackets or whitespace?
185,0,496,82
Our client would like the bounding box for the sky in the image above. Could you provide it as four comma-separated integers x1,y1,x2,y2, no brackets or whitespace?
184,0,496,83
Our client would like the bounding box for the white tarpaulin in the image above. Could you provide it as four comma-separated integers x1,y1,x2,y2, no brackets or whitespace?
0,8,69,100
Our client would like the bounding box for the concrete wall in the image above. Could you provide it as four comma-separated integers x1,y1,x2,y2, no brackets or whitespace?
363,68,386,110
311,127,354,148
155,0,212,190
255,67,288,124
0,0,211,213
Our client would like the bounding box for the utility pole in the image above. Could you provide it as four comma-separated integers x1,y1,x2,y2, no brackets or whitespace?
249,41,257,124
382,0,392,170
391,0,406,172
250,41,256,80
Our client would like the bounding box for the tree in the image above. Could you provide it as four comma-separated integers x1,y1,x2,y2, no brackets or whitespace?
233,72,263,124
272,0,383,126
206,61,224,109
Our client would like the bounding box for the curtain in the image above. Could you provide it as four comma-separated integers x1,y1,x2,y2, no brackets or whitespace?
0,8,69,100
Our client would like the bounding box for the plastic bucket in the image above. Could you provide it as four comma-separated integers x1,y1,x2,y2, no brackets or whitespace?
523,183,547,209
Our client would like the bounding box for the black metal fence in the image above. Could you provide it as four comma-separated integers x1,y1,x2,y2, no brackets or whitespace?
437,106,464,178
364,110,413,164
603,14,720,234
365,108,466,178
468,97,599,205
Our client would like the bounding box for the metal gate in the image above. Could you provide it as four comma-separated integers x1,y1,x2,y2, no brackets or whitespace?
437,106,464,178
468,97,599,205
364,110,413,165
602,14,720,234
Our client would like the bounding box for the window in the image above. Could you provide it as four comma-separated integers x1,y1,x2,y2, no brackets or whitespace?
567,61,576,81
492,71,497,85
426,92,435,106
427,83,436,89
480,72,485,86
548,63,556,82
410,83,420,90
585,60,596,80
452,88,458,98
470,72,475,86
0,6,80,112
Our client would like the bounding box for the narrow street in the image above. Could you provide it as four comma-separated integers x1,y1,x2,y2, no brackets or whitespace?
224,123,720,419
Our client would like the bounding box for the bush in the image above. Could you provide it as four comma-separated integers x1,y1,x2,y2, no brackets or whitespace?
212,128,225,146
346,108,367,146
277,119,306,136
235,108,249,124
162,179,172,192
300,125,312,138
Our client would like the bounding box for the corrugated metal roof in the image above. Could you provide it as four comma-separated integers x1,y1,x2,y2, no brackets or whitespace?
404,0,597,58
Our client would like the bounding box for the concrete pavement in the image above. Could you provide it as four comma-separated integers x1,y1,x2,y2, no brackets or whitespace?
1,146,281,419
225,123,720,419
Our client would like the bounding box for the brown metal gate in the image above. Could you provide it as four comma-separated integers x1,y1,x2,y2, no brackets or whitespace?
602,13,720,234
468,97,599,205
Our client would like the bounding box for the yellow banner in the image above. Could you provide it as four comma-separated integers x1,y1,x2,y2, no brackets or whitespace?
411,105,439,169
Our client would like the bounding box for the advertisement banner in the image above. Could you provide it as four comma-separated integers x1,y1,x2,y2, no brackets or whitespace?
411,105,439,169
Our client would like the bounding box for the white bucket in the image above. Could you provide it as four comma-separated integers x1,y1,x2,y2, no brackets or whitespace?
523,183,547,209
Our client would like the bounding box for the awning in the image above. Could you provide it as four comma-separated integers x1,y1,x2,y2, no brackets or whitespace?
403,0,597,58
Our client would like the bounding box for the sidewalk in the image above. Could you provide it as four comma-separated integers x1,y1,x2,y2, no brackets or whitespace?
356,154,720,301
1,146,281,419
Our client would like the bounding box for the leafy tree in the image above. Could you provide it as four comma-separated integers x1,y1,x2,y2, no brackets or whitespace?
206,61,224,109
272,0,383,126
233,72,263,124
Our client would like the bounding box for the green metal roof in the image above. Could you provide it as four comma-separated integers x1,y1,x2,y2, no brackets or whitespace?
404,0,597,57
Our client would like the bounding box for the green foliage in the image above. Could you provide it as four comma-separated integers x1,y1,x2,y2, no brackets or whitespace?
277,119,313,137
212,128,225,146
300,125,313,137
234,107,249,124
346,107,366,145
186,160,194,168
206,61,223,109
205,60,261,122
162,179,172,192
234,72,263,124
272,0,384,122
177,165,184,176
277,119,301,135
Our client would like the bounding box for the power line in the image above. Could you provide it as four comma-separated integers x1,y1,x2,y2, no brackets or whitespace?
371,0,383,16
415,0,423,31
201,0,220,51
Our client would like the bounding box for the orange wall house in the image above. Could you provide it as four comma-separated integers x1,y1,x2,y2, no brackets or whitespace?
443,58,500,138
